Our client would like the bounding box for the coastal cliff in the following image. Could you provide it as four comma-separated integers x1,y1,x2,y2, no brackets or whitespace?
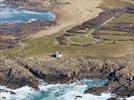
0,56,134,98
0,57,39,89
0,0,134,99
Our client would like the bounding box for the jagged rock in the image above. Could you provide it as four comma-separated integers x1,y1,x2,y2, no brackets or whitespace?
0,57,39,89
107,97,121,100
1,56,134,98
84,86,108,95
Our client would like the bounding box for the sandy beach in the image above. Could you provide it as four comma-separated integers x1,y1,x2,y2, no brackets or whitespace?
30,0,103,38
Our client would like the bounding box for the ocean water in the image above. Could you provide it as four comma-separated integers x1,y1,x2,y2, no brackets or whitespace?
0,79,133,100
0,80,113,100
0,6,55,24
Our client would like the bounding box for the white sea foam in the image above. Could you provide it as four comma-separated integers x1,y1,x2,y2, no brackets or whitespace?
0,80,116,100
22,10,44,15
26,19,37,23
0,0,4,2
0,81,133,100
127,96,134,100
0,8,18,18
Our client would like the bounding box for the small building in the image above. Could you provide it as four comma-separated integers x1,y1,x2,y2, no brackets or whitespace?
52,52,63,59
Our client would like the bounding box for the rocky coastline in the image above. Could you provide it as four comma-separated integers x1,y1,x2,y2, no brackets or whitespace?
0,0,57,50
0,56,134,99
0,0,134,99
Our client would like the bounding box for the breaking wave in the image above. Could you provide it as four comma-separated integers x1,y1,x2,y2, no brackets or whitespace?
0,80,112,100
0,79,133,100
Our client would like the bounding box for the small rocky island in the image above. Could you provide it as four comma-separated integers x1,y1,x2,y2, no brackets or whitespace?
0,0,134,100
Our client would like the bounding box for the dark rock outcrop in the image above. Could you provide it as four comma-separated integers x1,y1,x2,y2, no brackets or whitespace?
0,57,39,89
84,86,108,95
12,57,134,98
0,56,134,98
107,97,121,100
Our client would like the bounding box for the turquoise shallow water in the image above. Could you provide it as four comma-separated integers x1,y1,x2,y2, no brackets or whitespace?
0,80,116,100
0,6,55,24
1,79,133,100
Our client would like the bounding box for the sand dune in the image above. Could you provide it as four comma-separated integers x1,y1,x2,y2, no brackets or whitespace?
31,0,103,38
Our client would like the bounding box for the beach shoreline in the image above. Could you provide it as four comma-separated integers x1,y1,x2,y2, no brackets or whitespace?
30,0,103,38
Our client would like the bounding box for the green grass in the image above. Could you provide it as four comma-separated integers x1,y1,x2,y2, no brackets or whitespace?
4,32,131,59
97,30,129,35
68,34,96,45
2,1,134,59
6,33,61,57
100,0,133,9
101,35,134,41
111,13,134,23
122,0,134,5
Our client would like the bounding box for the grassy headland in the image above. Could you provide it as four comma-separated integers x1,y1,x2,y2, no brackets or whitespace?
3,0,134,59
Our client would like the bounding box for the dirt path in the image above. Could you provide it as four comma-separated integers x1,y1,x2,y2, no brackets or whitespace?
30,0,103,38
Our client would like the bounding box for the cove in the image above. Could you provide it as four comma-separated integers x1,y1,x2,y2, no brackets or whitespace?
0,6,55,24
